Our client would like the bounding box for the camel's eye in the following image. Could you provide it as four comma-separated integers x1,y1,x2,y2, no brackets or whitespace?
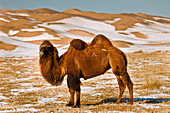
40,47,45,51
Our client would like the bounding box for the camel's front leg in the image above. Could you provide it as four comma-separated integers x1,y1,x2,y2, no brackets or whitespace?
67,88,75,106
67,75,81,107
74,88,80,108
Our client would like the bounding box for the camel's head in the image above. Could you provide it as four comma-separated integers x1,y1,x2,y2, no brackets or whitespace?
39,40,58,58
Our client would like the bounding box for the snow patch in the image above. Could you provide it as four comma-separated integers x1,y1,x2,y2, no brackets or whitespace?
10,76,39,82
6,12,29,16
139,93,170,98
138,104,160,109
81,86,96,93
21,26,46,32
11,87,41,93
38,97,67,104
0,18,10,22
153,17,170,21
9,30,19,35
104,18,121,24
0,94,8,100
10,33,59,41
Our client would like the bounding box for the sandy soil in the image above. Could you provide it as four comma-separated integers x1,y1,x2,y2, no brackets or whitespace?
112,41,134,48
67,29,95,37
13,31,45,37
131,32,148,39
26,37,74,45
0,51,169,112
0,41,17,51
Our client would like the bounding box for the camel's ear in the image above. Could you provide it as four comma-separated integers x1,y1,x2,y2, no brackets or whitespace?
70,39,88,50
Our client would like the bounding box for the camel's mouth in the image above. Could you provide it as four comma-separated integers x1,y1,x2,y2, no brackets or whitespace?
39,46,48,57
39,51,45,57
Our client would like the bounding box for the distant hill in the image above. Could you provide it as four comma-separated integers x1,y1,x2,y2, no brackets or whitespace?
0,8,170,56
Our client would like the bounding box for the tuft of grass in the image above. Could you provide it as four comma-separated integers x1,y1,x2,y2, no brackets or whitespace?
142,76,162,90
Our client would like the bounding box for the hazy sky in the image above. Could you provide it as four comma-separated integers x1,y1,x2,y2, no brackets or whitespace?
0,0,169,17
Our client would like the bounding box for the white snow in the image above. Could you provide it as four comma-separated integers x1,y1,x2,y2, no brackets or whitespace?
10,76,39,82
21,26,46,32
0,31,8,36
0,16,170,56
125,23,170,43
38,97,67,104
0,94,8,100
1,108,41,113
153,17,170,21
104,18,121,23
11,87,41,93
8,30,19,35
137,104,160,109
92,93,102,96
0,35,39,56
6,12,29,16
10,32,59,41
0,18,10,22
139,93,170,98
81,86,96,93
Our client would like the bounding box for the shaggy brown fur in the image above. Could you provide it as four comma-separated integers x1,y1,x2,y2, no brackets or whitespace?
39,36,133,108
39,40,65,86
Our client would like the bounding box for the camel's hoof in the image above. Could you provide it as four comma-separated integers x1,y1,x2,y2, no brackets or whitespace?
128,101,133,105
116,101,120,104
66,103,74,107
73,104,80,108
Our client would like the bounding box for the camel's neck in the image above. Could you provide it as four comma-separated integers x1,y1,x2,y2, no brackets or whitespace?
39,54,65,86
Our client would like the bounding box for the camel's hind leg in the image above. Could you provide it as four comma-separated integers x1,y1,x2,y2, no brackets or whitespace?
115,75,126,104
120,72,133,104
109,55,133,104
110,65,133,104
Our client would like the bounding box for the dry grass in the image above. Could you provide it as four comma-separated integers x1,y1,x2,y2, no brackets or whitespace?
0,51,169,112
142,76,162,90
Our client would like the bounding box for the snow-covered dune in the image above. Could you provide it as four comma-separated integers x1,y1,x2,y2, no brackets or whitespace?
0,8,170,56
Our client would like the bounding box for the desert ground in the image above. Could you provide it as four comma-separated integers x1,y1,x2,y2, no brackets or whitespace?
0,50,169,113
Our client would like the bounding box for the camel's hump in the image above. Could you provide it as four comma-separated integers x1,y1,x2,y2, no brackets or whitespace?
70,39,88,50
91,34,113,46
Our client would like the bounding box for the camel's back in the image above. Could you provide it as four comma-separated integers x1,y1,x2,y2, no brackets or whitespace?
76,45,127,79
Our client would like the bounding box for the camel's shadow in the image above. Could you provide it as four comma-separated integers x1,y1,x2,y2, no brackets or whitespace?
84,97,170,106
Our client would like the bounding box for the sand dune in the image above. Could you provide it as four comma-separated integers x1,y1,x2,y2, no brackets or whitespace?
67,29,95,37
0,41,17,50
0,8,170,56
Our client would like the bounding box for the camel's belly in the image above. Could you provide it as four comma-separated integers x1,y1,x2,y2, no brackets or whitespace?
83,67,110,79
79,57,111,79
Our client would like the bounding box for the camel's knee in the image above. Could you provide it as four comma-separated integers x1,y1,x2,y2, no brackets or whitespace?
127,81,133,89
120,72,133,85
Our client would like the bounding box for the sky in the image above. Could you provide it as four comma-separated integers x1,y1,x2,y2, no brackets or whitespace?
0,0,170,17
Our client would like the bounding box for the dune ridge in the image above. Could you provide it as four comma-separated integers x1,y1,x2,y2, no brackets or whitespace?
0,8,170,56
